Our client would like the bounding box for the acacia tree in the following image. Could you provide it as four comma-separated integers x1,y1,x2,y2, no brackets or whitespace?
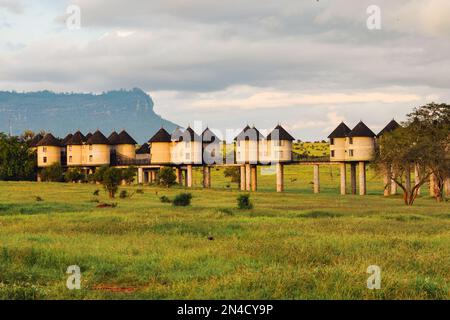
0,133,36,181
375,103,450,205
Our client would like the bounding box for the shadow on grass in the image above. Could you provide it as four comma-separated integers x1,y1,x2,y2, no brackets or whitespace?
0,202,91,216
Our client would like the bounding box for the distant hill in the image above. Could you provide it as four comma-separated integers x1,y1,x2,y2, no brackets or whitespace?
0,88,178,143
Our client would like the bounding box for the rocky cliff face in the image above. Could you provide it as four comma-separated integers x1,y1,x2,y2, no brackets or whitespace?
0,88,178,143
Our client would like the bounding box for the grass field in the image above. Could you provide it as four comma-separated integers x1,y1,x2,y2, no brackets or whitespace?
0,164,449,300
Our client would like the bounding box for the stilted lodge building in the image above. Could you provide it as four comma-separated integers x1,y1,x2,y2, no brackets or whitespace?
346,121,376,162
36,133,62,167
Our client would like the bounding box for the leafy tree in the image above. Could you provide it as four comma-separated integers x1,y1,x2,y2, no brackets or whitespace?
93,165,109,183
40,163,64,182
375,103,450,205
121,166,136,185
158,167,177,188
0,133,36,181
101,167,123,198
224,167,240,184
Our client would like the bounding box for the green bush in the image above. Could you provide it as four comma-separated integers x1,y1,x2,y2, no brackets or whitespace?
40,163,64,182
158,167,177,187
119,190,129,199
172,193,192,206
160,195,172,203
224,167,240,184
93,189,100,196
237,194,253,210
65,168,85,183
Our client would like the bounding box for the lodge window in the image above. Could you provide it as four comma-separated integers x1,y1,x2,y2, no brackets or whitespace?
278,151,283,158
331,150,335,157
89,155,93,162
43,157,47,163
89,145,93,151
349,150,354,157
69,156,72,163
349,138,353,145
42,147,47,153
330,138,335,145
69,146,72,151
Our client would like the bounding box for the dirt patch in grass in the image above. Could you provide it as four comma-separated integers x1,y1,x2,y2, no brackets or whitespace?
92,284,138,293
297,211,343,218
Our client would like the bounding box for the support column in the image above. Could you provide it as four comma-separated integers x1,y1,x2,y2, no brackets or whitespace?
138,167,144,184
391,166,398,195
430,174,436,197
383,164,391,197
340,163,346,195
313,164,320,194
245,164,251,191
445,178,450,197
276,163,284,193
187,165,193,188
414,164,421,196
251,165,257,192
203,166,211,188
176,168,183,185
350,163,357,195
184,169,188,187
240,165,246,191
37,172,42,182
143,171,149,184
359,161,366,196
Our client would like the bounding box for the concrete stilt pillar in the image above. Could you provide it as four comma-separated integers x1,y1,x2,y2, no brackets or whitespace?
245,164,251,191
350,163,357,195
430,174,436,197
276,163,284,193
383,164,391,197
184,169,188,187
37,172,42,182
240,165,246,191
414,164,421,196
313,164,320,194
445,178,450,197
251,165,257,192
391,166,398,195
359,161,366,196
176,168,183,185
340,163,346,195
203,166,211,188
138,167,144,184
187,165,193,188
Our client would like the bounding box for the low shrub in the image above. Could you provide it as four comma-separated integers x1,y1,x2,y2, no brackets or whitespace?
35,196,43,202
160,195,172,203
237,194,253,210
119,190,129,199
93,190,100,196
173,193,192,207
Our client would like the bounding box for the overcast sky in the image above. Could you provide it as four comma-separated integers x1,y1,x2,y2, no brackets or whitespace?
1,0,449,140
